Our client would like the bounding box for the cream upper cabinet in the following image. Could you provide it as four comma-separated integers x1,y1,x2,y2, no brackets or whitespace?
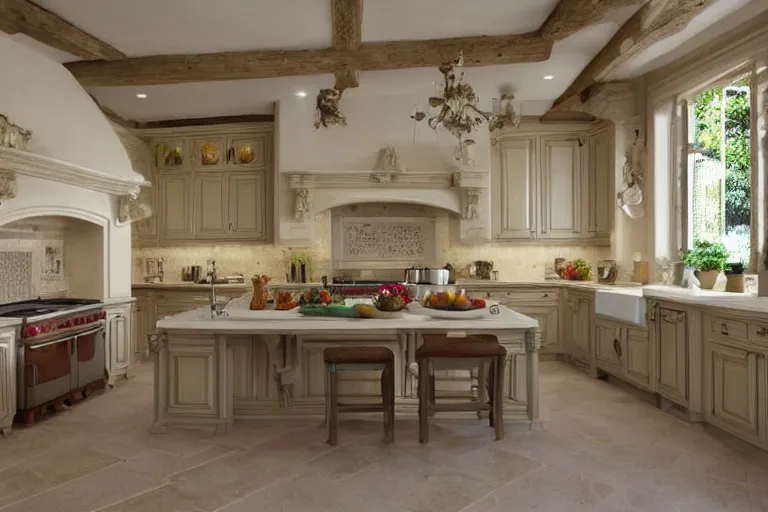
228,172,265,239
657,308,688,406
587,129,613,238
0,329,16,436
193,173,228,238
495,137,536,239
492,123,613,243
539,137,582,239
145,124,272,245
157,172,192,239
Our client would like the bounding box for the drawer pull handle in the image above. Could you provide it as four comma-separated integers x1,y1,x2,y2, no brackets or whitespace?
486,292,492,298
543,293,549,298
720,323,729,336
613,339,622,358
757,327,768,337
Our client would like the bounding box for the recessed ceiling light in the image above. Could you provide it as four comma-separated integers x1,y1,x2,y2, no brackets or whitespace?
543,75,554,81
136,93,148,98
295,91,307,98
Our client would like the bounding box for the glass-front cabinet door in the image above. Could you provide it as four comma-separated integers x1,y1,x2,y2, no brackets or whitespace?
155,139,187,170
191,137,226,168
226,135,266,168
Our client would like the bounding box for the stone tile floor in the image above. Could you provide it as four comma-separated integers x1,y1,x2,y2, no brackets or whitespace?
2,360,768,511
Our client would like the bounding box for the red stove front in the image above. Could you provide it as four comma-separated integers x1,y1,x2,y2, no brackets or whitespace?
18,310,106,424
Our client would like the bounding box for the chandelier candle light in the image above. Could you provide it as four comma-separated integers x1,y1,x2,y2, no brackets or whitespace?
415,52,521,162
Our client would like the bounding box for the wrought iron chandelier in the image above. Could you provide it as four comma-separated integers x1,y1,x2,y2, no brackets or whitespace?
415,52,521,162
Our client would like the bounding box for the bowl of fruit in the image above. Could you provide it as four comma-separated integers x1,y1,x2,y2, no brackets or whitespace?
274,291,299,311
410,290,497,319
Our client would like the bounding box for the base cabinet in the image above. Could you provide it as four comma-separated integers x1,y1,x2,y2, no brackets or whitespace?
563,291,593,368
0,329,16,436
657,308,688,407
595,319,652,391
105,304,134,387
709,343,760,440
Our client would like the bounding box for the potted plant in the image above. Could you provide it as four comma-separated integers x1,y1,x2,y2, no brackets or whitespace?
682,240,729,289
725,262,745,293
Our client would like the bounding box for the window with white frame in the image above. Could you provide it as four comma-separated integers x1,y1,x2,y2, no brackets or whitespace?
681,72,753,269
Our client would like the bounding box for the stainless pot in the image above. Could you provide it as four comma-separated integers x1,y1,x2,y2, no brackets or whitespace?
404,267,450,285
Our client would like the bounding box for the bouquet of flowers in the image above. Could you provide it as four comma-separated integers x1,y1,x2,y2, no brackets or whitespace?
373,284,412,311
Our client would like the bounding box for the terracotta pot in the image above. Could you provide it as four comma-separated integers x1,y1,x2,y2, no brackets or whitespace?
696,270,719,290
725,274,745,293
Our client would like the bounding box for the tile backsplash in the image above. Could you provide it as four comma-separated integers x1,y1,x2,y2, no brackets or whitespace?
134,207,611,284
0,237,68,302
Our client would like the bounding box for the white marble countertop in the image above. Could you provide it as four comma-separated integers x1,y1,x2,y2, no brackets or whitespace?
132,282,321,291
641,285,768,313
157,304,538,333
0,318,21,329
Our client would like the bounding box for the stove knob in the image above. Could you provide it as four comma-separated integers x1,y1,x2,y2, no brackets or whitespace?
74,317,84,326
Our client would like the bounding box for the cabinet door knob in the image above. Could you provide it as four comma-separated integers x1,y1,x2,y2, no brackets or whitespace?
543,293,549,298
757,327,768,337
228,222,233,232
720,322,729,336
486,292,492,298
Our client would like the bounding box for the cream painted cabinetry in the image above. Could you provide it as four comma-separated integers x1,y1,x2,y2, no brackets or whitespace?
587,127,613,238
539,136,582,239
105,302,134,387
656,307,688,407
0,328,16,436
562,290,593,369
494,138,536,239
472,287,559,355
144,124,272,246
704,312,768,448
594,318,653,391
492,122,613,243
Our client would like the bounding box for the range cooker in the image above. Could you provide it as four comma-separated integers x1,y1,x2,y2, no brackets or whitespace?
0,298,106,424
329,279,402,297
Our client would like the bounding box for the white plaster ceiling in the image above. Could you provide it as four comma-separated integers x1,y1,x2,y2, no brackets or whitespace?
8,0,764,120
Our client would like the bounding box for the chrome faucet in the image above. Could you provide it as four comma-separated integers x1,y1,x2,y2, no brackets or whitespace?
207,268,229,317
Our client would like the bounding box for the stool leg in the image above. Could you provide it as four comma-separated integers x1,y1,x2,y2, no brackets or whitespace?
418,358,430,444
327,365,339,446
477,361,487,420
383,361,395,443
488,359,496,428
494,355,505,441
429,372,436,417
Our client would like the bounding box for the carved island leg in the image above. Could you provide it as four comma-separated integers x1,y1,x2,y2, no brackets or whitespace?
525,330,542,423
149,333,167,434
216,335,234,433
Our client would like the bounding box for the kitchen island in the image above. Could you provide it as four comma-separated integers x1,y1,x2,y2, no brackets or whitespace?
149,304,540,434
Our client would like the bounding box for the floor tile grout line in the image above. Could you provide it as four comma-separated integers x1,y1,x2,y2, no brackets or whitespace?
0,460,126,511
88,482,171,512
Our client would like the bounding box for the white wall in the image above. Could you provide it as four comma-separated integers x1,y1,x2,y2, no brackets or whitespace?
0,34,140,181
277,92,492,172
0,35,137,298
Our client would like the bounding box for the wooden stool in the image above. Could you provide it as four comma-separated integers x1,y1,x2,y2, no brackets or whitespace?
417,335,506,443
324,346,395,446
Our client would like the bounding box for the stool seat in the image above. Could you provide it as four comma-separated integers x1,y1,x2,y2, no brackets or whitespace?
416,337,505,360
324,346,394,364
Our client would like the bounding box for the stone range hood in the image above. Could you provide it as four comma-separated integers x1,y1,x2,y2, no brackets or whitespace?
281,168,491,244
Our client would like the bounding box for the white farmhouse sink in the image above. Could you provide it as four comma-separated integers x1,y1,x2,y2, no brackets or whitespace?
595,287,646,327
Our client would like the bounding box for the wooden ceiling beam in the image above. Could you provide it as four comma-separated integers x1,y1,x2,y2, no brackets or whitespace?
539,0,647,41
331,0,363,91
0,0,124,60
551,0,715,111
65,32,552,87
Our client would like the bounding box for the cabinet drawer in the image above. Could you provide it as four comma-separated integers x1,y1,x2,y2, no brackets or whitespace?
748,323,768,345
710,317,748,342
475,289,558,304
